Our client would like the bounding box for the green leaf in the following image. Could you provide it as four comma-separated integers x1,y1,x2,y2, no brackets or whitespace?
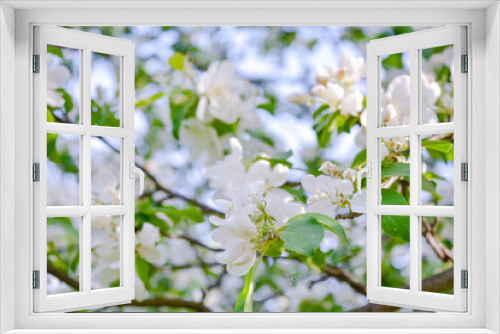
289,213,348,243
382,53,404,71
422,139,453,153
212,119,239,136
234,260,261,312
351,149,367,168
381,162,410,177
47,45,64,58
168,52,185,71
143,206,204,224
135,253,152,287
55,88,74,113
262,237,284,257
234,269,253,312
313,104,329,119
422,175,437,193
257,94,278,115
381,188,408,206
255,150,292,168
135,92,164,108
381,214,410,242
381,189,410,242
281,186,307,203
313,112,337,148
281,216,325,256
170,98,194,140
246,130,274,147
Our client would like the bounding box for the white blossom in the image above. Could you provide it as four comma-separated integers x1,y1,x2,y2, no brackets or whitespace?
47,53,70,108
340,89,363,116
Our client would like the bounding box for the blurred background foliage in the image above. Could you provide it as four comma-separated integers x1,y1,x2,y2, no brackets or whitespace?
45,26,455,313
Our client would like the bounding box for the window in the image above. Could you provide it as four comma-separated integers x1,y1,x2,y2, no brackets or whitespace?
32,24,468,315
366,26,467,312
33,26,137,312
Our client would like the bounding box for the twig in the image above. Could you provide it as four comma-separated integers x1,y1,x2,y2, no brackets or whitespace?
351,268,453,312
422,217,454,262
323,264,367,295
162,233,223,252
130,297,211,312
47,262,212,312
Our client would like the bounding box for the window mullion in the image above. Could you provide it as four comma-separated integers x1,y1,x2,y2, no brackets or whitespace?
409,47,420,294
81,47,92,294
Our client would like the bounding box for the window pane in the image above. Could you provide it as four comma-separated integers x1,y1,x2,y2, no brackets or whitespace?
47,133,80,206
421,133,454,206
420,45,454,124
380,51,410,127
91,215,121,290
47,217,80,295
380,136,410,205
47,46,80,124
421,216,454,294
381,215,410,289
91,136,121,205
91,52,121,127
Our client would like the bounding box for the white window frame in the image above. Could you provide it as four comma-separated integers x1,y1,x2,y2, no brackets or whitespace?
0,1,499,333
366,26,468,312
33,25,136,312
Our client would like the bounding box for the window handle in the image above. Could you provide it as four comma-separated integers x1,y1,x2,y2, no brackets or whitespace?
129,162,145,195
356,162,371,194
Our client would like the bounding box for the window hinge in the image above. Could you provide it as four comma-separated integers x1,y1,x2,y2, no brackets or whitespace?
33,163,40,182
33,54,40,73
33,270,40,289
461,54,468,73
461,270,468,289
461,162,468,181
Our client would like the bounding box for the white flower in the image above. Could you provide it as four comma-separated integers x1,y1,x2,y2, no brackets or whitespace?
343,168,357,182
197,60,248,124
204,138,247,192
337,55,366,85
319,161,341,177
265,188,305,228
179,118,223,164
340,89,363,116
311,84,327,98
385,75,411,125
287,92,308,104
315,64,336,84
210,213,258,276
421,74,441,124
47,53,70,107
302,174,355,217
136,223,167,266
325,82,344,109
349,191,367,213
247,160,289,188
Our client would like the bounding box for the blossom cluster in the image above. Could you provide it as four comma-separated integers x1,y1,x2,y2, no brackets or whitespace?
301,162,366,218
206,138,304,276
309,55,366,117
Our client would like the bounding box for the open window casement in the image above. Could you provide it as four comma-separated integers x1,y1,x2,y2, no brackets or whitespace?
365,26,467,312
33,26,137,312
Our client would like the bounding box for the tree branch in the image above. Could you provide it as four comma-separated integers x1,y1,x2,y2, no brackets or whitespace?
422,217,454,262
130,297,211,312
323,264,367,295
47,262,212,312
351,268,454,312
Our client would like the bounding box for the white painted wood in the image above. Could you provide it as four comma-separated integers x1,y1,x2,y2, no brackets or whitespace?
485,3,500,333
366,25,468,312
9,5,489,333
33,25,135,313
0,2,17,333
